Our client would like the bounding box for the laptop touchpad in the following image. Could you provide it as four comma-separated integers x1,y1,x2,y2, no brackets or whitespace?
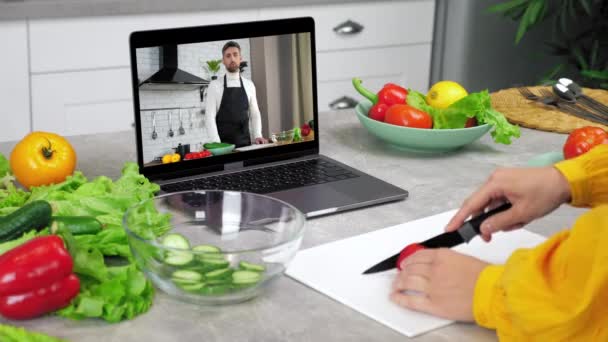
271,186,352,213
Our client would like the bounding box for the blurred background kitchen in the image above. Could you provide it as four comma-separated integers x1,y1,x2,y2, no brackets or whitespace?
0,0,597,143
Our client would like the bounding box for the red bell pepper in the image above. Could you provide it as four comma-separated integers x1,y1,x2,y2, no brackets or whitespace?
0,274,80,320
353,77,408,109
0,236,79,320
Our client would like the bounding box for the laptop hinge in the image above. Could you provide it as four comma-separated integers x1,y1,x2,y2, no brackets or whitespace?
224,161,244,171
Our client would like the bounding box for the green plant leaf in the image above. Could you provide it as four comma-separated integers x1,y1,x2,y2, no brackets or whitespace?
567,0,576,19
515,0,545,44
573,47,589,70
579,0,592,16
559,3,568,34
590,39,599,69
600,83,608,90
581,69,608,80
543,41,569,56
543,63,565,81
488,0,529,14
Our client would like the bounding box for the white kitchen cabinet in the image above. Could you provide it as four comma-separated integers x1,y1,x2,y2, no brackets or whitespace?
259,0,435,52
29,10,259,73
260,0,435,113
31,68,134,135
0,21,30,142
316,44,431,111
317,44,432,83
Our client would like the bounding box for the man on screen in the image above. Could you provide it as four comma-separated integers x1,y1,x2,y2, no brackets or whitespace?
205,41,268,148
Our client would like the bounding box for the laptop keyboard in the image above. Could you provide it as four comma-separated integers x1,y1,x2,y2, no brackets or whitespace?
160,159,359,194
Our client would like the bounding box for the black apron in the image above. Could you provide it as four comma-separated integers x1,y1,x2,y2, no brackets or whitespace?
216,75,251,148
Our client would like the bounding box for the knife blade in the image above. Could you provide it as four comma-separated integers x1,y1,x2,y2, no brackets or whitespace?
362,202,512,275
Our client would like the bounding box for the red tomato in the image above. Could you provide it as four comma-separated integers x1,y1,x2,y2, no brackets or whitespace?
563,126,608,159
465,117,477,128
368,103,389,121
384,104,433,129
301,123,311,136
396,243,426,270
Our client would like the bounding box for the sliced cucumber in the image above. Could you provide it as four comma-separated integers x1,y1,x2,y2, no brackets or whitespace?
193,244,221,254
205,278,231,286
198,253,226,260
205,268,233,281
171,270,203,283
232,270,262,285
179,282,205,292
162,233,190,249
199,259,230,272
162,240,267,295
239,261,265,272
197,253,226,264
162,233,193,265
172,278,200,286
164,251,193,266
200,284,231,296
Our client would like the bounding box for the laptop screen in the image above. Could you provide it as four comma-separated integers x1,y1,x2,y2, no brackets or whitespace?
130,18,318,178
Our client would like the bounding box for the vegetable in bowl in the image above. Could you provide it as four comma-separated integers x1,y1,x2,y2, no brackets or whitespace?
407,90,521,145
352,77,521,145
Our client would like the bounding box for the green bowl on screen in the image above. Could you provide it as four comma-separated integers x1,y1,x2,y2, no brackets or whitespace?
207,144,235,156
355,99,491,153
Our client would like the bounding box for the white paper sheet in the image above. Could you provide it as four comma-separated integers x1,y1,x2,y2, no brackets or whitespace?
285,210,546,337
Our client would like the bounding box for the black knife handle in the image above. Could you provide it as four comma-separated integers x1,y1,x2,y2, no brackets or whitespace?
467,202,513,235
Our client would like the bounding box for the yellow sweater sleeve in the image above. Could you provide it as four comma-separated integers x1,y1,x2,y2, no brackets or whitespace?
554,144,608,207
473,206,608,341
473,144,608,341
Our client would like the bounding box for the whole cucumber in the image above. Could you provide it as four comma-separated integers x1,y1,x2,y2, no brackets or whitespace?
0,201,53,242
51,216,103,235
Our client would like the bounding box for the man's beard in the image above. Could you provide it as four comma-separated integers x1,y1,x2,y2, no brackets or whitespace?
227,63,239,73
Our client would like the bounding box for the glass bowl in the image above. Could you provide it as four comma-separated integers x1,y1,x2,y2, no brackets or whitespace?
123,190,306,305
271,130,295,145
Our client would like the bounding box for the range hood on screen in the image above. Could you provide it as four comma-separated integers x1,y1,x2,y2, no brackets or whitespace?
139,45,209,91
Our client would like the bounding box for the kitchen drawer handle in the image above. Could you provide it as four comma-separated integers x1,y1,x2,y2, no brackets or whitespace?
333,20,364,35
329,96,358,110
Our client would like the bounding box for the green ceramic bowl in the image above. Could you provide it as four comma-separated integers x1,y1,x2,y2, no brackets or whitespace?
355,100,492,153
207,144,235,156
526,151,564,167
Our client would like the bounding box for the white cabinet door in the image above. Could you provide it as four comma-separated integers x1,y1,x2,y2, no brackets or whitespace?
29,10,259,73
31,68,134,136
316,44,432,112
0,21,30,142
259,0,435,51
317,44,432,83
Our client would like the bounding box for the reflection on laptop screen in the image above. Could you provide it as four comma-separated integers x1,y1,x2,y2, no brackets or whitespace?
135,32,314,168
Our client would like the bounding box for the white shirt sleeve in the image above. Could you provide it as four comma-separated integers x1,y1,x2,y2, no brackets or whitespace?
205,82,221,143
248,84,263,140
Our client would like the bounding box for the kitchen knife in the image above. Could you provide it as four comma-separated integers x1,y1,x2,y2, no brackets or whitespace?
362,202,512,275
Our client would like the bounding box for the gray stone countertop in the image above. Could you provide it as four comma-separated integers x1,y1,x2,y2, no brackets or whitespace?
0,109,585,341
0,0,398,21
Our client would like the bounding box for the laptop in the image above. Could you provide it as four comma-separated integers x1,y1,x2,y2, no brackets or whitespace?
129,17,407,218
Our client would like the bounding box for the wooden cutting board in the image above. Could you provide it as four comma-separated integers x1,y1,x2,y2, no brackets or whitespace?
491,86,608,134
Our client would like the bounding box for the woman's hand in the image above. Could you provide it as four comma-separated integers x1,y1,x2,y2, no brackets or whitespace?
391,248,488,321
255,137,268,144
445,167,571,241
